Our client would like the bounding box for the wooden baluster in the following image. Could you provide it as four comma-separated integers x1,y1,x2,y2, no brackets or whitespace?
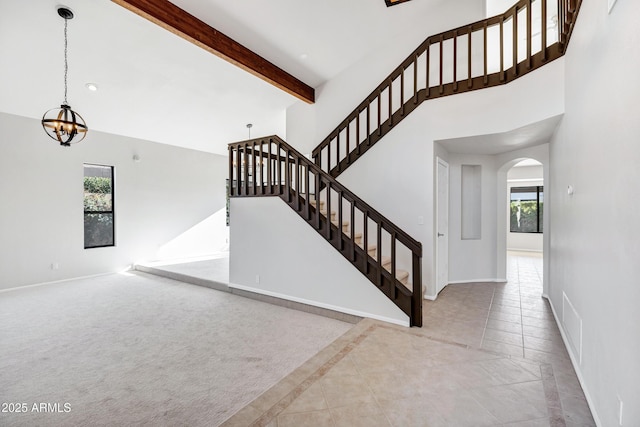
326,181,332,241
336,132,341,173
413,54,418,104
305,164,310,220
356,112,361,155
276,141,282,195
315,172,320,229
252,141,257,195
235,145,241,197
453,30,458,92
559,0,565,47
541,0,547,60
483,22,488,85
467,28,472,89
426,44,431,97
350,200,355,261
243,143,248,196
295,155,300,210
391,233,397,299
526,0,532,69
338,191,343,250
327,139,331,173
400,69,405,115
267,141,272,194
513,6,518,76
345,122,350,166
439,35,444,94
411,252,422,327
257,141,263,195
377,90,382,135
388,79,393,126
363,211,369,273
285,148,291,202
367,104,371,146
500,17,505,81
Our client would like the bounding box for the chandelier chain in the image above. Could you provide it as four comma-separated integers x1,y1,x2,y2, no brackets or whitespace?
64,16,68,105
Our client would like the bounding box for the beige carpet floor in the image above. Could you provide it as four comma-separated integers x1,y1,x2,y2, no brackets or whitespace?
0,272,353,426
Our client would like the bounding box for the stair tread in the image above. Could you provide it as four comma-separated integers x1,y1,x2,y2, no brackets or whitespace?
356,242,377,252
384,265,408,276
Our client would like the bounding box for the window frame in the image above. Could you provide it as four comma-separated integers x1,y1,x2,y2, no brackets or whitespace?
83,164,115,249
509,185,543,234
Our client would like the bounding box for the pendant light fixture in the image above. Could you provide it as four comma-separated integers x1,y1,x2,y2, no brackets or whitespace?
41,7,88,146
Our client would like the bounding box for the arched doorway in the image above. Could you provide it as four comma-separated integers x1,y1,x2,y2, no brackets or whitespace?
497,155,549,298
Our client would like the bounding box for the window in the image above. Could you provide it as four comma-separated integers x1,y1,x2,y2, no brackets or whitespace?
84,164,114,248
510,186,543,233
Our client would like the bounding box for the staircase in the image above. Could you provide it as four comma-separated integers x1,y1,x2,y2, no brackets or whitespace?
312,0,582,178
228,0,582,328
228,137,423,326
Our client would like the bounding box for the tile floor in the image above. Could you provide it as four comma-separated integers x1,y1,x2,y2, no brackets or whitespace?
222,252,595,426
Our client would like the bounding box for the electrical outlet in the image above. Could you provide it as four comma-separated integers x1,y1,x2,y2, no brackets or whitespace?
418,216,424,225
51,262,59,270
255,275,260,284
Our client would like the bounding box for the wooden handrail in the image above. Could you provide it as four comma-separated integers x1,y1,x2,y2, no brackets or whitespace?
229,135,423,326
312,0,582,177
230,136,422,255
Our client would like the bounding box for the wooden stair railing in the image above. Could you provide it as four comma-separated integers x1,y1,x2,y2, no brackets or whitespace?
312,0,582,178
229,136,423,327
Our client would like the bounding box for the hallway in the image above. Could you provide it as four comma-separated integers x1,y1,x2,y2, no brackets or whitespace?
224,252,595,426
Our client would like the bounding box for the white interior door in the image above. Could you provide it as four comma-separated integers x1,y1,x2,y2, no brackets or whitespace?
436,157,449,295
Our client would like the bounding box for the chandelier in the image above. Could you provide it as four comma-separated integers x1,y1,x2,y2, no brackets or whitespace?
41,7,88,146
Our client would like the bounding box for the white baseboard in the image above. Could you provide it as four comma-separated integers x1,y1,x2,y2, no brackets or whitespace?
228,282,410,327
546,295,603,427
447,278,508,285
0,272,117,294
424,293,437,301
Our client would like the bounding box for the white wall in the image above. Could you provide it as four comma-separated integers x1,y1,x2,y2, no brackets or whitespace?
264,0,564,307
286,0,487,155
334,60,563,298
507,164,544,252
447,154,499,283
0,112,228,290
548,0,640,425
229,197,409,325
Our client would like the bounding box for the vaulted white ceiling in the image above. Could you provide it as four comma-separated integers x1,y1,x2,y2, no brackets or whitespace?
0,0,459,155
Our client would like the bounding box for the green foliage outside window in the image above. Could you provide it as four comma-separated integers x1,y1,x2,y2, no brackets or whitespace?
84,167,114,248
510,186,543,233
84,177,112,212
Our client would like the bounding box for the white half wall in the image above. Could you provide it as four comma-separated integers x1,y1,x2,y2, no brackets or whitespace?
0,112,228,290
229,197,409,326
548,0,640,425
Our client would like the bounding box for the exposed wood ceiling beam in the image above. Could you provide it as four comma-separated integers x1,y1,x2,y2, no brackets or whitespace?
112,0,315,104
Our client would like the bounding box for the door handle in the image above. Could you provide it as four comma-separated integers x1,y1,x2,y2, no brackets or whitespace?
438,233,445,237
